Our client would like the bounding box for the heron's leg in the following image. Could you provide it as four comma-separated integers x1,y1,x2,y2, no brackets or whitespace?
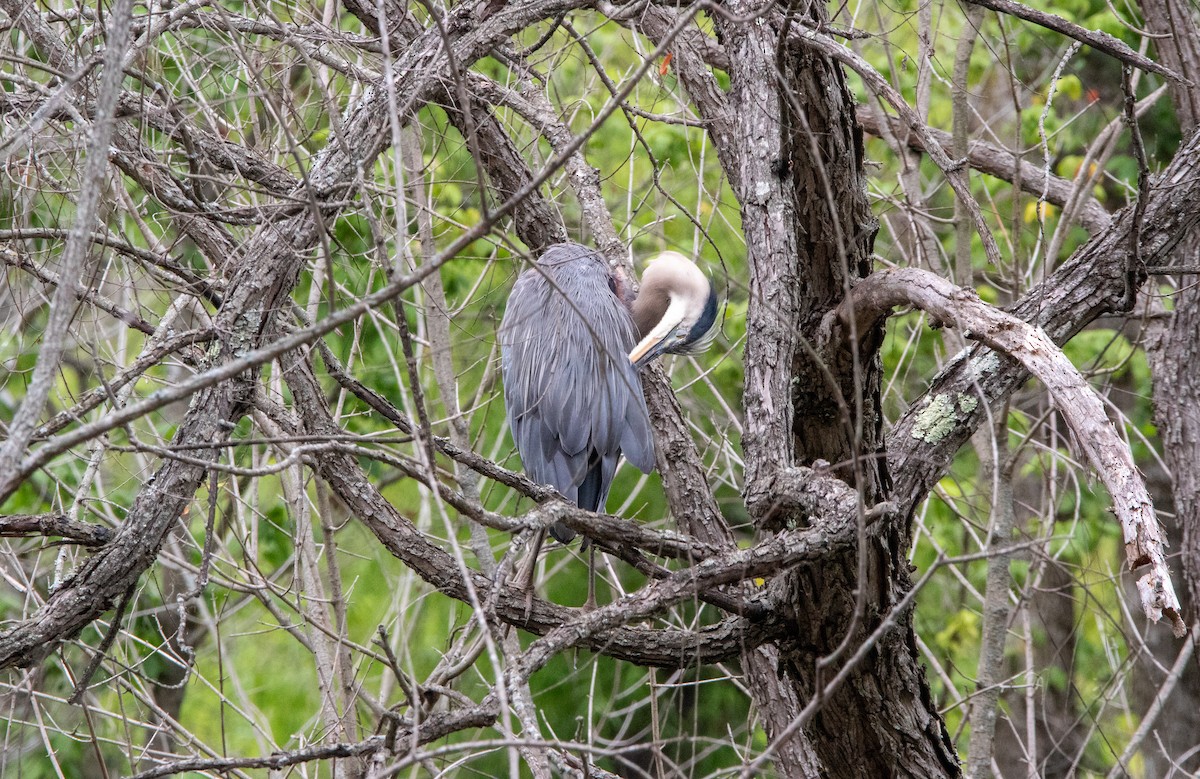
585,542,597,612
514,529,546,623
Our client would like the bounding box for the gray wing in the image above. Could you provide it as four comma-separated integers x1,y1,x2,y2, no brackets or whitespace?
499,258,654,513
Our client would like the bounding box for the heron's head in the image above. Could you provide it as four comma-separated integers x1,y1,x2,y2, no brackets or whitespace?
629,251,719,368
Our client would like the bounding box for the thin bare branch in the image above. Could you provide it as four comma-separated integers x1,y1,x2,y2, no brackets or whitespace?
857,108,1112,235
965,0,1184,81
0,0,135,472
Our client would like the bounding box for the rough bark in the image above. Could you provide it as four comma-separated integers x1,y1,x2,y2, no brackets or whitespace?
1142,0,1200,623
888,124,1200,521
1137,0,1200,774
838,268,1182,631
2,4,1197,776
711,3,957,776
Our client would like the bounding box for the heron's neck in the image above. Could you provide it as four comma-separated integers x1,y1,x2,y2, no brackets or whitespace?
632,286,671,339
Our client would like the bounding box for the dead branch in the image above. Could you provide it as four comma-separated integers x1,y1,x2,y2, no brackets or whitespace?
833,267,1186,635
888,124,1200,530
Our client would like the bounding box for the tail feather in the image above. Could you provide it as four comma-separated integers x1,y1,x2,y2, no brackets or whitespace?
575,459,605,513
549,522,576,544
551,456,607,544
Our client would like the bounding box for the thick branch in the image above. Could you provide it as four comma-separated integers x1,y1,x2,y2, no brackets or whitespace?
889,125,1200,545
0,514,115,547
837,267,1184,635
512,495,860,684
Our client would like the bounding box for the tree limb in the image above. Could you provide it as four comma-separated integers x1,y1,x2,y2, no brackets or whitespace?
965,0,1184,82
834,267,1185,635
0,514,114,547
888,125,1200,543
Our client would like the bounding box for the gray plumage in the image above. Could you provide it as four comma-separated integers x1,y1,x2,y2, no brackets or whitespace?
500,244,655,542
500,243,719,545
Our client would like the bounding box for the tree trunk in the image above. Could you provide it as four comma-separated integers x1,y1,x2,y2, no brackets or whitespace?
1142,0,1200,622
1139,1,1200,768
720,3,959,775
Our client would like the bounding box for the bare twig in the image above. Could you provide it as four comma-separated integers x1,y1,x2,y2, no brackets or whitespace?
857,108,1112,234
788,24,1002,266
126,736,387,779
68,585,135,704
1105,626,1199,778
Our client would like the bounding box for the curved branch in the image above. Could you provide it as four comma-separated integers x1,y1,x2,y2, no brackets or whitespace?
888,124,1200,557
835,267,1185,635
511,497,861,685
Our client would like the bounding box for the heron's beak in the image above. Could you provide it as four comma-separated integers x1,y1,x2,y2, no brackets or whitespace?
630,299,687,367
630,326,679,368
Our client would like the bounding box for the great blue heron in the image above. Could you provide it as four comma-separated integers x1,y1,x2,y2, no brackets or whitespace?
499,242,718,553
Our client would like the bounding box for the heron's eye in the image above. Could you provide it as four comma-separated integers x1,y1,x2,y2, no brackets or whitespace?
607,276,618,295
